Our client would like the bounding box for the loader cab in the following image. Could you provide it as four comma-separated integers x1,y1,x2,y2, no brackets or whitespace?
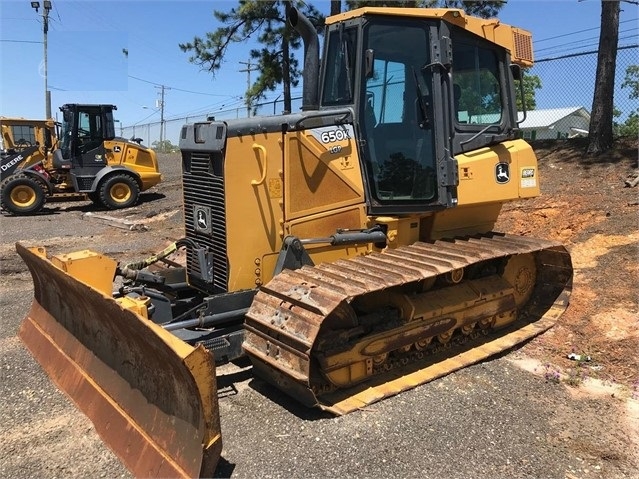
56,104,116,171
319,10,521,216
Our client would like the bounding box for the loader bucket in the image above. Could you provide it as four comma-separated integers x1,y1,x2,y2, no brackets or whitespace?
16,243,222,478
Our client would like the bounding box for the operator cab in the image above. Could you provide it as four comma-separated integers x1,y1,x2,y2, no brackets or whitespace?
54,104,117,172
320,10,521,215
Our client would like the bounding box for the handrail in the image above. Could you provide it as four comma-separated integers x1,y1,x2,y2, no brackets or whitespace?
293,108,353,129
251,143,268,186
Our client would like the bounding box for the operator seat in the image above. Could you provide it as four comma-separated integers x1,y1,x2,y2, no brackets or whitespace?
52,149,72,170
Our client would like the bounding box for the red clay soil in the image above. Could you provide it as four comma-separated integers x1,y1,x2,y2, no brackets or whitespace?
495,136,639,392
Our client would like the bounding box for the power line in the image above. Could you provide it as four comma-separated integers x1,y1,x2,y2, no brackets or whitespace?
535,27,638,54
536,43,638,63
534,30,638,58
133,109,159,125
0,39,42,44
128,74,238,98
534,19,637,44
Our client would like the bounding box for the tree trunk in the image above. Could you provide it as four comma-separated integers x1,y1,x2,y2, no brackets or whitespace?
586,0,620,156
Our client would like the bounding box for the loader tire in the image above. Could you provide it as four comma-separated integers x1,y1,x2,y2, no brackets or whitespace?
1,174,46,215
99,173,140,210
87,191,101,205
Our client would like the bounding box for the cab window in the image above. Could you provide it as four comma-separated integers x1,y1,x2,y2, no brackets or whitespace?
452,41,503,125
322,28,358,105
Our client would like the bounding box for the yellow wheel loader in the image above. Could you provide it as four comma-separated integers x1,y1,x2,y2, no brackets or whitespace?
17,7,573,478
1,104,162,215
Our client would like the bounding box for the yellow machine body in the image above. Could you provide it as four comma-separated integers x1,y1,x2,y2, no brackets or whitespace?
218,131,541,291
16,6,573,477
0,116,57,169
103,138,163,191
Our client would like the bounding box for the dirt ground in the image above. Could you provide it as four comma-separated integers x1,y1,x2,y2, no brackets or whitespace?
1,136,638,478
495,137,638,393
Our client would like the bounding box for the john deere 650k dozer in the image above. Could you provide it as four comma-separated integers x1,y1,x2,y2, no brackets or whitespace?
17,6,572,478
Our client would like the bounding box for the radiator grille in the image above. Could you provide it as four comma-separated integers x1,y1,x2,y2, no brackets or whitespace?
75,176,95,191
512,30,534,65
183,151,228,293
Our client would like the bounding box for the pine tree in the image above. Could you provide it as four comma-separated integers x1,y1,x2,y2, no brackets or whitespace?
179,1,323,114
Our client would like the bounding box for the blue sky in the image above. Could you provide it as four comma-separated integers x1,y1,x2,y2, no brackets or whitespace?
1,0,637,135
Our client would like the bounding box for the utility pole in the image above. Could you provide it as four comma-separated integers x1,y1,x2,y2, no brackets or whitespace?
239,59,258,118
31,1,52,119
154,84,170,146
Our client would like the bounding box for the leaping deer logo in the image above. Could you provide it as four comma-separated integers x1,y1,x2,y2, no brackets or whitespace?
197,210,207,229
495,163,510,183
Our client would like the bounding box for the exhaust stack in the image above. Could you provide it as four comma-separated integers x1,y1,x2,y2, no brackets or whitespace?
289,7,319,111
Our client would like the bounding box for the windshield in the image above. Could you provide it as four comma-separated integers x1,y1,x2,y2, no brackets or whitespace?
361,21,436,203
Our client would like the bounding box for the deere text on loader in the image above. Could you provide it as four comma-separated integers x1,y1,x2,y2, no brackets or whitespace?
17,7,572,478
1,104,162,215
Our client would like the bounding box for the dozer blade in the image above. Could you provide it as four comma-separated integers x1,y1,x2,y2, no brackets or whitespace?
16,243,222,478
244,233,573,415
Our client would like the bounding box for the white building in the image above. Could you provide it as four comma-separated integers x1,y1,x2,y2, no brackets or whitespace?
517,107,591,140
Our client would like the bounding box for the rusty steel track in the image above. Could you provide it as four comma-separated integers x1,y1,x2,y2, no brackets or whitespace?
243,233,573,414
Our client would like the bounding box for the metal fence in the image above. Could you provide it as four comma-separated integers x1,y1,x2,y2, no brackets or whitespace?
120,95,304,151
121,45,638,148
522,44,638,140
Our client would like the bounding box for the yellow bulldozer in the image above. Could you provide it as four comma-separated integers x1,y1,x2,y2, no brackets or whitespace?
0,104,162,215
16,6,572,478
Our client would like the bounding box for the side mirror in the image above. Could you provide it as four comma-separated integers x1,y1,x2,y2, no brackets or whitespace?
510,64,527,124
510,64,522,81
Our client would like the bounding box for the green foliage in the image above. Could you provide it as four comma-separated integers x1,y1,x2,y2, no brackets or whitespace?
615,112,639,138
152,139,178,153
179,1,323,113
182,0,507,116
616,65,639,138
564,356,590,387
454,69,541,118
517,73,542,111
346,0,438,8
438,0,506,18
621,65,639,100
456,71,501,116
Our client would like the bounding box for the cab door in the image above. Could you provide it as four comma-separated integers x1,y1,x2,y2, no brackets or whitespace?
73,108,108,171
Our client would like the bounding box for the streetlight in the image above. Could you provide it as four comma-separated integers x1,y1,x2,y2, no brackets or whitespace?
31,1,52,119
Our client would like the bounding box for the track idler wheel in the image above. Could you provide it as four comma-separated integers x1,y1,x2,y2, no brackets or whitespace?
502,254,537,307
